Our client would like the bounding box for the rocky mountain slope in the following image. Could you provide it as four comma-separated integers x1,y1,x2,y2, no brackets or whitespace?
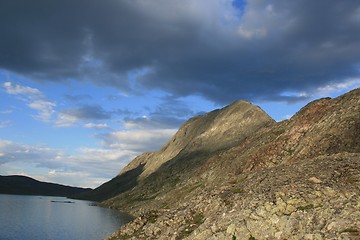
77,100,274,201
83,88,359,240
0,175,91,197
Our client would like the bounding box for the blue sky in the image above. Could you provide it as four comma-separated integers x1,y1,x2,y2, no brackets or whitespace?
1,0,360,188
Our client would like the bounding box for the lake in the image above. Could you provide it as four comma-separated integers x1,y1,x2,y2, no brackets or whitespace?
0,194,132,240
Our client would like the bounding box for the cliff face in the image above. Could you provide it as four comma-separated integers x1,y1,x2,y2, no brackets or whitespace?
86,88,360,240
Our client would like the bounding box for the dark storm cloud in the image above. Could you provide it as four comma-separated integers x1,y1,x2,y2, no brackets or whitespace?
1,0,360,104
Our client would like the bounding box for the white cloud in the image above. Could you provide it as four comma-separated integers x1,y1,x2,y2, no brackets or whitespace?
3,82,56,122
99,129,177,152
3,81,42,97
0,138,138,188
55,113,78,127
55,105,111,127
315,78,360,96
28,100,56,121
270,78,360,103
0,139,63,166
84,123,109,129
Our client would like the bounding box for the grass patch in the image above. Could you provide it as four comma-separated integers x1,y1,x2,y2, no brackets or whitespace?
340,228,359,235
297,204,315,211
273,128,285,136
132,194,157,202
231,188,244,194
229,177,246,185
193,212,205,225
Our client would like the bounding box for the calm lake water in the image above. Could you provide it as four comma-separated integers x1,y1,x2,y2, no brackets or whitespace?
0,194,132,240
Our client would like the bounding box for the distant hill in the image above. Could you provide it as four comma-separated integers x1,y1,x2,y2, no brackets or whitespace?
0,175,91,197
79,88,360,240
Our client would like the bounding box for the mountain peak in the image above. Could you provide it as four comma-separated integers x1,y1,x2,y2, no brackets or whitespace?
127,99,274,178
78,88,360,240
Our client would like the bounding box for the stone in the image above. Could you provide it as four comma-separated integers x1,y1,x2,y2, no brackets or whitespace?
309,177,322,184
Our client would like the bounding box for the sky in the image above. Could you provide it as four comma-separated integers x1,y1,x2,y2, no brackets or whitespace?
1,0,360,188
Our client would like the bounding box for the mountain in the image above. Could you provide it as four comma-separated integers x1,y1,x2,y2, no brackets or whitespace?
80,88,360,240
76,100,274,201
0,175,91,197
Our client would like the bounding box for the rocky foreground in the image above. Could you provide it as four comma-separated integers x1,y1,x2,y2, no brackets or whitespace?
107,153,359,240
79,88,360,240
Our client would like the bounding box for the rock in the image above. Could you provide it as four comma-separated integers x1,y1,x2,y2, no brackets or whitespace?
304,233,323,240
226,223,236,235
309,177,322,184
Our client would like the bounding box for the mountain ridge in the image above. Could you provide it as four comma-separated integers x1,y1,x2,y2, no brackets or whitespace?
0,175,91,197
80,88,360,240
77,99,274,201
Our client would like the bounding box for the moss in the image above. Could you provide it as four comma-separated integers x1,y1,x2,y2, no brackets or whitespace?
272,128,285,136
297,204,315,211
231,188,244,194
229,177,246,185
132,193,157,202
340,228,359,234
193,212,205,225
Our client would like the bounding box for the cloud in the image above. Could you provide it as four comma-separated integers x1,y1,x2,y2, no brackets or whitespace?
123,96,196,129
3,82,56,121
0,140,63,167
315,78,360,96
3,81,42,96
56,105,111,127
83,123,109,129
123,116,182,130
1,0,359,104
98,129,177,153
0,139,138,187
